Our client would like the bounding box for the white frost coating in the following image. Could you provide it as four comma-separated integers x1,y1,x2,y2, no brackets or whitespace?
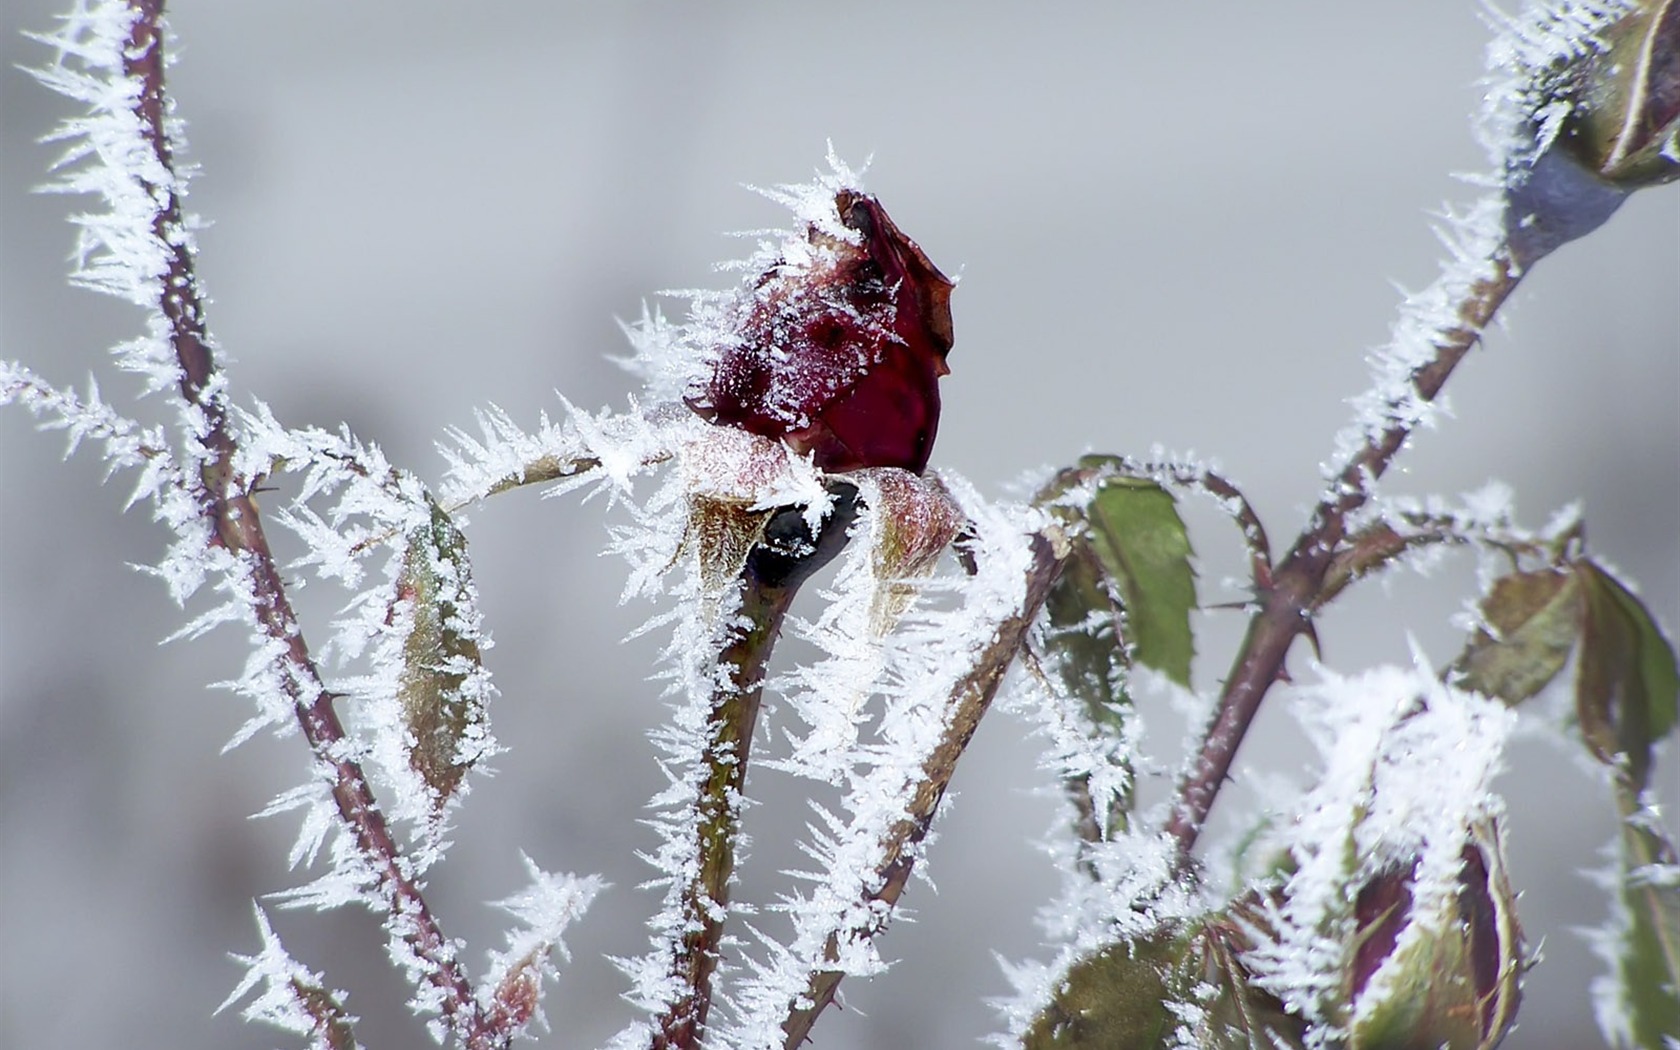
1325,0,1632,492
478,855,605,1033
999,627,1141,845
717,483,1045,1049
26,0,228,428
764,469,958,783
1240,661,1515,1046
0,362,211,596
220,907,361,1049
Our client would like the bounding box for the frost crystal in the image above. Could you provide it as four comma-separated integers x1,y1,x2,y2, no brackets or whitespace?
479,855,604,1035
221,908,360,1050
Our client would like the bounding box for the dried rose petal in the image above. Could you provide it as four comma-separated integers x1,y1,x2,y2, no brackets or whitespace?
687,190,954,474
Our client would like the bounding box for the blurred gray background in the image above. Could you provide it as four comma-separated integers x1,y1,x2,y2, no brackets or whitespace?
2,2,1676,1048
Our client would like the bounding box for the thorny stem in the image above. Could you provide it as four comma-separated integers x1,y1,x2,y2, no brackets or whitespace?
653,571,800,1050
779,530,1069,1049
1316,512,1559,608
1166,253,1522,857
652,490,856,1050
123,6,498,1046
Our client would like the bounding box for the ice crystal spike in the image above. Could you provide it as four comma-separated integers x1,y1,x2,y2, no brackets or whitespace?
686,190,955,474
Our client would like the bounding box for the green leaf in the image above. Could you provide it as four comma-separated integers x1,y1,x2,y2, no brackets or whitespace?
1576,561,1680,790
1608,793,1680,1049
1024,918,1305,1050
395,497,492,810
1023,933,1181,1050
1081,467,1197,688
1453,567,1582,704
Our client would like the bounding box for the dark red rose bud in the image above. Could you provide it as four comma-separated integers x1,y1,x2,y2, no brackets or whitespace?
687,190,954,474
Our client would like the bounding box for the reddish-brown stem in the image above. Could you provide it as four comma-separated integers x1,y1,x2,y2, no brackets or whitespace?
1165,255,1522,857
123,6,497,1046
779,530,1068,1048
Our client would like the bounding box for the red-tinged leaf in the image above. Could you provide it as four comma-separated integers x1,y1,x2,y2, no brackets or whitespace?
687,191,954,474
1346,820,1523,1050
393,498,491,811
1453,568,1583,704
1576,561,1680,790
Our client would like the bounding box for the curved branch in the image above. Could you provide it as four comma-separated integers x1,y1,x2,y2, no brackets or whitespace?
1054,456,1273,588
1166,250,1521,856
121,5,498,1045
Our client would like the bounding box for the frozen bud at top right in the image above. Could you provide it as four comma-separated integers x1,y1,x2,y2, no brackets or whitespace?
1560,0,1680,187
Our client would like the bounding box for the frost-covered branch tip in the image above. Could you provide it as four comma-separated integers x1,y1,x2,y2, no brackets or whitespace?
1166,0,1654,857
222,908,361,1050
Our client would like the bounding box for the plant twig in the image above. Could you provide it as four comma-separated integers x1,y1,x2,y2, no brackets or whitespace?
1054,456,1273,588
778,528,1069,1048
652,571,800,1050
121,5,499,1045
1316,511,1558,607
1165,251,1522,857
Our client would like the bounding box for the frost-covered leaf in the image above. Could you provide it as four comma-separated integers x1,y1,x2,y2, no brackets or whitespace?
1576,560,1680,790
1040,537,1131,732
392,496,493,811
1454,566,1583,703
1038,462,1196,693
1022,917,1303,1050
1022,928,1183,1049
1090,473,1195,687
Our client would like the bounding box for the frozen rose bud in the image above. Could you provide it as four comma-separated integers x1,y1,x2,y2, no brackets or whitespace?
1561,0,1680,189
1507,1,1679,265
1346,819,1523,1050
687,190,955,474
